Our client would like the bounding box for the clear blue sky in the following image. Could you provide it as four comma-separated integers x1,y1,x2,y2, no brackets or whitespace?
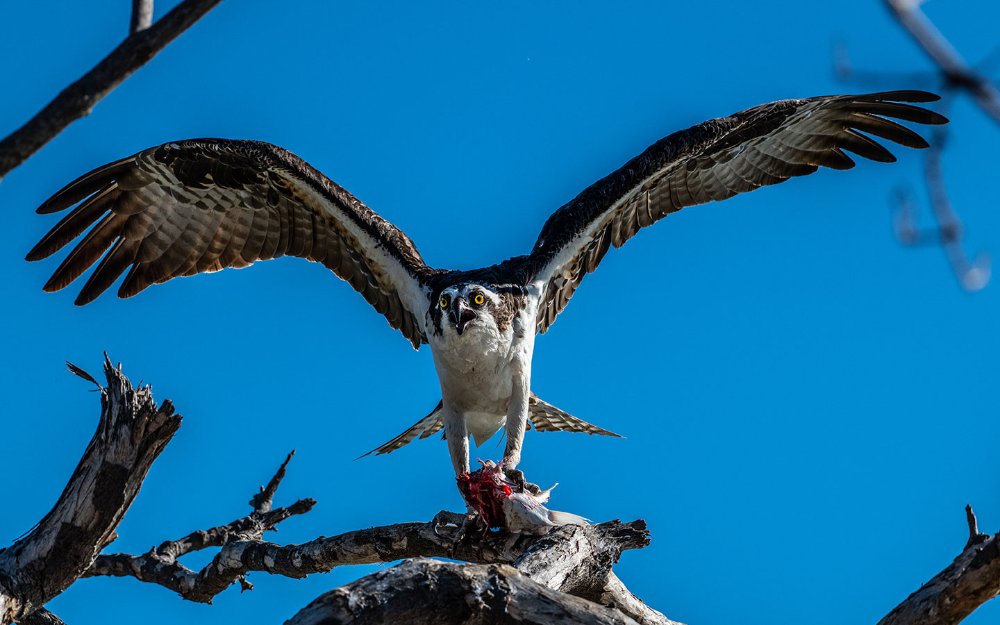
2,2,998,624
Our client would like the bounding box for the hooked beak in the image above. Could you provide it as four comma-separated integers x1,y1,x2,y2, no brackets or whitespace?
451,299,477,335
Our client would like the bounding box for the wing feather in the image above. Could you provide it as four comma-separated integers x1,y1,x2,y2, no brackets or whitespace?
521,91,947,332
27,139,440,348
527,395,621,437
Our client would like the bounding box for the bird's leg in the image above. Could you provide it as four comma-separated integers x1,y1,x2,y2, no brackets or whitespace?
443,406,470,478
443,406,481,537
501,374,541,495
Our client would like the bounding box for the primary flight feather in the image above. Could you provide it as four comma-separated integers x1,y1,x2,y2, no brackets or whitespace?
27,90,947,497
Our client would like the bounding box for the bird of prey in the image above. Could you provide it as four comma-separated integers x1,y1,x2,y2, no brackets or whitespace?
27,90,946,496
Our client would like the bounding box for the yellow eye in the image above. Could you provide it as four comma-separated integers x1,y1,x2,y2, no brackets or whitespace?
473,293,485,306
439,296,449,309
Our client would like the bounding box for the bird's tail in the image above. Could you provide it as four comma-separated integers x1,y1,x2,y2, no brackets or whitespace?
358,393,621,458
356,401,444,458
526,394,622,438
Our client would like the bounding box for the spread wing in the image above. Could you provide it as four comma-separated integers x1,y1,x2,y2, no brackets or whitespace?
523,91,948,333
26,139,439,348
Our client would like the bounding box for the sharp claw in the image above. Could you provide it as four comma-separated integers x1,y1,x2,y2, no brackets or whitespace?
503,467,542,495
454,510,485,544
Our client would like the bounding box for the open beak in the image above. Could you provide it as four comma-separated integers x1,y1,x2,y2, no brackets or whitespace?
452,299,476,335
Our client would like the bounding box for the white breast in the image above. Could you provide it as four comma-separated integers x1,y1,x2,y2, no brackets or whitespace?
429,306,536,445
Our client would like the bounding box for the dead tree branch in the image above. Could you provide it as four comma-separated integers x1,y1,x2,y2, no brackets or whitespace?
285,515,680,625
884,0,1000,123
287,559,646,625
878,506,1000,625
0,0,222,181
892,119,991,290
85,489,658,614
836,1,996,291
0,357,181,625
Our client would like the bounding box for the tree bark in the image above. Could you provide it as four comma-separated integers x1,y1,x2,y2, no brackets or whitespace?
878,507,1000,625
287,559,643,625
0,358,180,624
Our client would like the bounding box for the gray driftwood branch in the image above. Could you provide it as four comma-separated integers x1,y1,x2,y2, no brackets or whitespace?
284,518,679,625
0,0,222,181
0,357,181,625
288,559,649,625
85,479,670,623
878,506,1000,625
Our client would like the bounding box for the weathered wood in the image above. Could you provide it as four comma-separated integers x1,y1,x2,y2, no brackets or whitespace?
878,507,1000,625
87,508,650,606
286,559,641,625
599,573,680,625
0,358,180,624
0,0,222,180
282,516,680,625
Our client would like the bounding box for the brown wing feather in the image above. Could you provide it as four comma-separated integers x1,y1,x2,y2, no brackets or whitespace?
358,401,444,458
524,91,947,333
27,139,440,348
527,394,621,437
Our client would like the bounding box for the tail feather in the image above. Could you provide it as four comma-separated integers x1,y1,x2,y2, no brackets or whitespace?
357,401,443,458
360,393,621,459
528,394,622,438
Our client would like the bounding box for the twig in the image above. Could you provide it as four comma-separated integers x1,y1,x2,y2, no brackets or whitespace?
250,450,295,513
836,2,996,291
891,117,991,291
0,0,222,180
878,506,1000,625
87,501,651,607
0,358,181,624
965,504,988,549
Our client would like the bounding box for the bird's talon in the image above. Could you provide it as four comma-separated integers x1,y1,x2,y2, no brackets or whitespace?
503,467,542,495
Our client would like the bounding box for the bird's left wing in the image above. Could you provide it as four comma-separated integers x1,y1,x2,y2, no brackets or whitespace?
520,91,947,333
27,139,439,348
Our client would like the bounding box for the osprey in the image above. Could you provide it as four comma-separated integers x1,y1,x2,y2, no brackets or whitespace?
27,91,945,494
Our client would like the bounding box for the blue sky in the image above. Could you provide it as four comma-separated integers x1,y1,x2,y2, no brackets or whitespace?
2,2,998,624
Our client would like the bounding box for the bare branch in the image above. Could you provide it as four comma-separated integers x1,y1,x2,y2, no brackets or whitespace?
878,507,1000,625
0,358,181,624
87,500,651,606
130,0,155,34
884,0,1000,124
282,513,675,625
890,117,991,291
250,450,295,513
287,559,643,625
965,505,988,549
0,0,222,180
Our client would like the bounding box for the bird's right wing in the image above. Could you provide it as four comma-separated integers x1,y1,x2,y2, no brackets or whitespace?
27,139,439,348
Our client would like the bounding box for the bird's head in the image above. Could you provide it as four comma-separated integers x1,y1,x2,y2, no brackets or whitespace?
430,283,500,338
